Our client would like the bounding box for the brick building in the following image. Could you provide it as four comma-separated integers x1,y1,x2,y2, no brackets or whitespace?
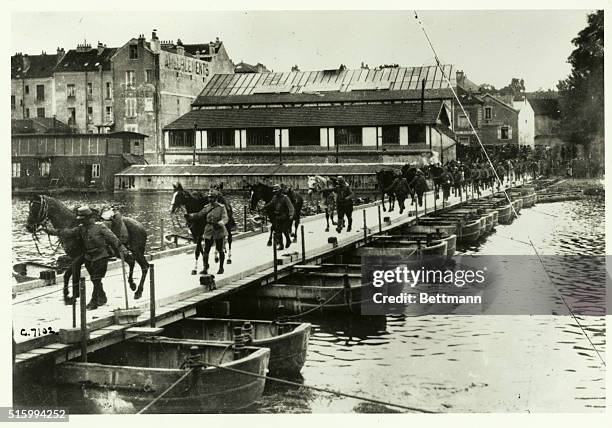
111,31,235,164
11,50,65,120
163,65,460,166
53,43,117,134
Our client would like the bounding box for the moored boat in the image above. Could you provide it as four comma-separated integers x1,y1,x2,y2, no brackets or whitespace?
54,337,269,413
162,317,311,375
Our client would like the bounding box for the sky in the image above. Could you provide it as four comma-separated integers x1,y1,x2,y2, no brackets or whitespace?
10,9,594,91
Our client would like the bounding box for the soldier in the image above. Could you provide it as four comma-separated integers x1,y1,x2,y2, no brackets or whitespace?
263,184,294,250
185,189,229,275
335,176,354,233
384,171,410,214
46,206,127,310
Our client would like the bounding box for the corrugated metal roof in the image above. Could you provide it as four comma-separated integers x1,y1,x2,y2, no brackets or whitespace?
193,65,456,106
117,163,406,176
165,101,445,130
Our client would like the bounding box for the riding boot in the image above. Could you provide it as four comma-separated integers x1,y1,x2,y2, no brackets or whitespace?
96,285,107,306
86,284,99,310
217,253,225,275
347,218,352,232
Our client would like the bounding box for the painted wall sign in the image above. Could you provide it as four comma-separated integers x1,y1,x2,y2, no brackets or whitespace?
162,52,210,76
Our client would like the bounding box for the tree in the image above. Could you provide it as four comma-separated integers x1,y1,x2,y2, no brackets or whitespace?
478,83,498,94
557,10,604,147
499,78,525,96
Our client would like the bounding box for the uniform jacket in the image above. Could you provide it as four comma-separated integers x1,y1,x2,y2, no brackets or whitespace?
191,202,229,240
263,194,295,221
58,222,120,262
335,184,354,206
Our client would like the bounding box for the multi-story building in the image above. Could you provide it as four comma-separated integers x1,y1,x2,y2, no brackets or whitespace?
11,50,65,120
111,31,234,164
162,65,460,166
53,42,117,134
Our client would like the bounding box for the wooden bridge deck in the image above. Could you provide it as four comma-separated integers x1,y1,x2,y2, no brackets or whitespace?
13,184,514,370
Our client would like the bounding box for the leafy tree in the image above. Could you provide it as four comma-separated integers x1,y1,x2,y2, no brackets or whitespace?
478,83,498,94
557,10,604,146
499,78,525,96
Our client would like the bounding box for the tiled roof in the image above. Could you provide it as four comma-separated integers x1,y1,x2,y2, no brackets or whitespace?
193,65,457,106
117,163,409,177
528,98,561,118
11,54,59,79
164,101,446,130
160,42,221,58
56,47,117,72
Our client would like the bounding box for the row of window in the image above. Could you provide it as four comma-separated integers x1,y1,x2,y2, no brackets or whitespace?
19,84,46,101
66,82,113,100
457,107,494,128
12,162,100,178
125,70,153,87
169,125,428,148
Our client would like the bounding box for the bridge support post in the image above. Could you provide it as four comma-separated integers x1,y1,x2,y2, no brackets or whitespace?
424,193,427,214
377,205,382,232
160,219,165,251
300,225,306,263
244,204,248,232
149,264,156,328
272,234,278,282
79,277,87,362
362,210,367,242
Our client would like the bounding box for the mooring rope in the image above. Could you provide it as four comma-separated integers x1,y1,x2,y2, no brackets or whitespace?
413,10,606,367
137,367,197,414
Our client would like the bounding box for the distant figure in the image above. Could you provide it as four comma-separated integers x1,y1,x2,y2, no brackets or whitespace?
185,189,229,275
46,206,127,310
335,176,354,233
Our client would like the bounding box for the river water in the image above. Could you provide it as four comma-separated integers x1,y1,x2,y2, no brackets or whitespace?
12,196,606,413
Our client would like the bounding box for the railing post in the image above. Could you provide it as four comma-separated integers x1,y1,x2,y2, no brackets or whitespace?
149,264,156,328
160,218,165,251
272,233,278,282
79,277,87,362
300,225,306,263
243,204,248,232
423,193,427,214
377,205,382,232
362,209,367,242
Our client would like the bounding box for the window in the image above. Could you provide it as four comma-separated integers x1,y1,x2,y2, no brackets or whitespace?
125,98,137,117
125,70,135,86
246,128,275,146
37,108,45,118
105,106,113,121
87,82,93,98
382,125,400,145
67,107,76,124
11,95,15,110
500,126,511,140
129,44,138,60
25,85,29,95
39,161,50,177
168,130,195,147
408,125,426,143
92,164,100,178
459,137,470,145
105,82,112,99
36,85,45,101
125,124,138,133
484,106,492,120
288,127,319,146
67,84,76,98
144,97,154,112
334,127,362,146
207,129,235,148
12,163,21,178
457,114,469,128
25,108,30,118
145,69,152,83
87,106,93,121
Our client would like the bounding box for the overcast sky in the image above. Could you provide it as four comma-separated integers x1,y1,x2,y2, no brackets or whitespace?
11,9,594,91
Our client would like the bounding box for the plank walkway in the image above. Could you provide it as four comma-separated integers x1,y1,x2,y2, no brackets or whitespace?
13,184,514,370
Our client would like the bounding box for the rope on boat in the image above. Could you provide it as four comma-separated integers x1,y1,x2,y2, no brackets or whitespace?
276,287,346,321
137,367,197,414
414,11,606,368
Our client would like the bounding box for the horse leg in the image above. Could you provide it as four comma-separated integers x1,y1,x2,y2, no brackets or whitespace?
133,253,150,300
381,191,386,212
325,210,330,232
267,228,273,246
293,216,299,243
226,231,233,264
192,238,202,275
126,253,137,291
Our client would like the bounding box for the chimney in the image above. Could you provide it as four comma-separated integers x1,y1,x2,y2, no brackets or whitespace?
291,65,300,72
150,29,160,53
56,47,65,64
22,54,30,72
97,41,105,55
176,40,185,56
209,41,216,55
195,50,201,60
456,70,465,87
138,34,146,48
76,41,91,52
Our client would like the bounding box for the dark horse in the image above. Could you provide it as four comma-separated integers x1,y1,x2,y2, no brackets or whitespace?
249,182,304,245
401,164,429,207
170,183,235,273
427,164,454,201
375,169,397,212
25,195,149,301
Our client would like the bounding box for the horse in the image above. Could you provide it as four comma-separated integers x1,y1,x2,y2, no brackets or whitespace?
401,164,429,207
375,169,397,212
427,164,454,201
25,195,149,301
170,183,235,274
307,175,337,232
249,182,303,246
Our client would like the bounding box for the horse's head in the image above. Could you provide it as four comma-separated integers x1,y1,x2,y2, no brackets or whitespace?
170,182,187,213
249,183,264,211
26,195,48,233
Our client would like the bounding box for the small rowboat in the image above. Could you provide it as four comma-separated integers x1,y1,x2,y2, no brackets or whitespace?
420,215,482,243
55,337,269,413
162,317,311,375
361,239,448,257
378,233,457,257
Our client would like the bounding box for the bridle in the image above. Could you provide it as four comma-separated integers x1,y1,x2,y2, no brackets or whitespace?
28,195,62,256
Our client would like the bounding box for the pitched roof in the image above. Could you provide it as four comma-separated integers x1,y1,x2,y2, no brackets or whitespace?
11,54,59,79
165,101,447,130
160,41,222,58
56,47,117,72
193,65,457,106
528,98,561,118
235,62,267,73
481,94,518,112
